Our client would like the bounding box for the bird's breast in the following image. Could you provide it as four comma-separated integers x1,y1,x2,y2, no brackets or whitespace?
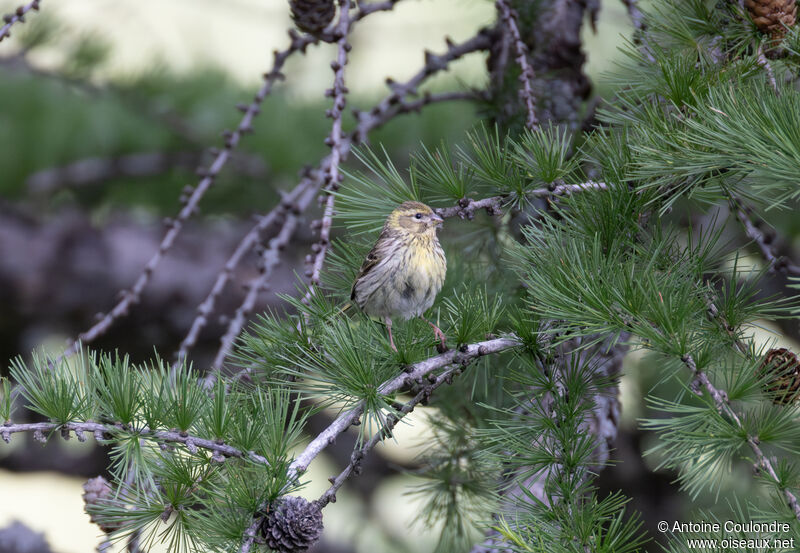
354,235,446,320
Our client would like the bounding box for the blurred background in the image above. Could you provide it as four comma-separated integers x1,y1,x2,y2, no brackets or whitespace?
5,1,797,552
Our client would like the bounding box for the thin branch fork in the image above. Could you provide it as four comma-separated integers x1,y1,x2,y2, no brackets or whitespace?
238,336,520,553
175,180,316,364
495,0,538,131
288,336,520,479
682,354,800,522
352,31,491,143
0,0,39,43
205,184,318,379
316,362,464,508
301,0,352,307
0,420,272,466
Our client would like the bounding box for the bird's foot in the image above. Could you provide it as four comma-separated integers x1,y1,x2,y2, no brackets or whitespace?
427,321,447,353
385,317,398,352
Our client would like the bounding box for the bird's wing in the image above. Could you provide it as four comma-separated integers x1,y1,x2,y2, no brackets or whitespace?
350,229,388,300
350,235,388,301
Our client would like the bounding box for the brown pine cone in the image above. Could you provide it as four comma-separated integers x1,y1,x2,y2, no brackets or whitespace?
745,0,797,40
289,0,336,38
757,347,800,404
82,476,121,534
261,496,323,553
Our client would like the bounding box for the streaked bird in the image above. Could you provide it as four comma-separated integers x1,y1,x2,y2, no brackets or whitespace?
351,201,447,351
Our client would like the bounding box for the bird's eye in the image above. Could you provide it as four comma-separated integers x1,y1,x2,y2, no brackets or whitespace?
415,213,423,219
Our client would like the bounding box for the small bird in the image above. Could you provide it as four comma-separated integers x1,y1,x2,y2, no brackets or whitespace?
351,201,447,352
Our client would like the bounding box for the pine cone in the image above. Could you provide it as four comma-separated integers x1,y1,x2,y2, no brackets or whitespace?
745,0,797,39
289,0,336,38
82,476,120,534
261,496,323,553
757,347,800,404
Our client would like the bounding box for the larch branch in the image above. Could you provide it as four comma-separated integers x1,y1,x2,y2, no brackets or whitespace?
61,31,315,361
301,0,352,307
316,363,464,508
0,421,272,466
495,0,538,131
0,0,40,43
288,336,520,479
682,354,800,521
434,181,608,220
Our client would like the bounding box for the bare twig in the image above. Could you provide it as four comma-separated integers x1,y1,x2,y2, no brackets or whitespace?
206,186,317,375
495,0,538,131
729,195,800,276
435,181,608,220
0,421,272,466
175,179,316,364
301,0,352,306
352,32,491,144
682,354,800,521
0,0,40,43
60,31,315,361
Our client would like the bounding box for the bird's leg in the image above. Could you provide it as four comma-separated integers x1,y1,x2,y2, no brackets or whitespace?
384,316,397,352
421,316,446,348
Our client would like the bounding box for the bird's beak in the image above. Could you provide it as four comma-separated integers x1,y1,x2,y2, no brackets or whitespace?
431,213,444,227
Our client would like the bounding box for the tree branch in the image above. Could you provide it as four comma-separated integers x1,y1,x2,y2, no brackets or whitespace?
301,0,352,308
288,336,520,479
0,421,272,466
176,180,315,367
316,362,464,508
682,354,800,522
206,186,317,376
237,336,519,553
0,0,39,44
495,0,538,131
434,181,608,220
59,31,315,361
352,32,491,144
728,195,800,276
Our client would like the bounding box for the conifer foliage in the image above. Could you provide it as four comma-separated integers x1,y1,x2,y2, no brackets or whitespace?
3,0,800,552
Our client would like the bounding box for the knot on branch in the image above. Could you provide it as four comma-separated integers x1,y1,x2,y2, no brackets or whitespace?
261,496,323,553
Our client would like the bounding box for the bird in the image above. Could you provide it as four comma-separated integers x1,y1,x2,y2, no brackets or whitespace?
351,201,447,352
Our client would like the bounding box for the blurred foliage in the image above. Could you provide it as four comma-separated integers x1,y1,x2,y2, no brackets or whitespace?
0,26,477,217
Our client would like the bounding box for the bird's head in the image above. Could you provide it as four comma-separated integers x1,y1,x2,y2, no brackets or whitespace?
387,201,443,236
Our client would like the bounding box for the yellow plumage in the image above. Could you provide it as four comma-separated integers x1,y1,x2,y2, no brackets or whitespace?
351,201,447,351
